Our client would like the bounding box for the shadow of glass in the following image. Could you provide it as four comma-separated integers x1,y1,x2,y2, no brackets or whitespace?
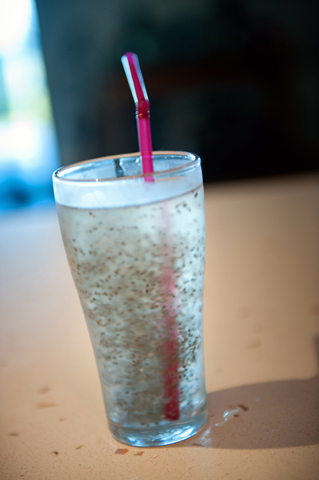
173,336,319,449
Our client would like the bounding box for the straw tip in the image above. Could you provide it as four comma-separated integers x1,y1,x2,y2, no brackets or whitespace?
121,52,137,62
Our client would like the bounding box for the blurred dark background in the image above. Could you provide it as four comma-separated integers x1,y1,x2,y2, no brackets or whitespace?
1,0,319,211
35,0,319,182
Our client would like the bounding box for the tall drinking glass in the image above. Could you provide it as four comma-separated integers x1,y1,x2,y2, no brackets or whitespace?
53,151,207,447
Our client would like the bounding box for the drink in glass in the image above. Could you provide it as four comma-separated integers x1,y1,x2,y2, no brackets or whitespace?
53,151,207,446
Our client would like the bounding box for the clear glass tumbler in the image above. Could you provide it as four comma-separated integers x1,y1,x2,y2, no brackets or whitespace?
53,151,207,446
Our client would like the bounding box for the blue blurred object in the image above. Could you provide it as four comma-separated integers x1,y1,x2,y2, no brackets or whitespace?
0,0,59,211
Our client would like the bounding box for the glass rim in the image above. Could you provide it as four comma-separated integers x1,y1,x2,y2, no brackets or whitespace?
53,150,200,184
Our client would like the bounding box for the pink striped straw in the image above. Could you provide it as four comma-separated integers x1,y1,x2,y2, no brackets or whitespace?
121,52,154,180
121,52,180,421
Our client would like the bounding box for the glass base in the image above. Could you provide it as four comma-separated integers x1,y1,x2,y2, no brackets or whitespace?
108,411,208,447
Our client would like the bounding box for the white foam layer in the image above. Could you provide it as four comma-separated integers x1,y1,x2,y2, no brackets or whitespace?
53,153,202,209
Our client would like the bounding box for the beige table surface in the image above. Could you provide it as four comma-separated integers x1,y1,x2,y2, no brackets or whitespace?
1,174,319,480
